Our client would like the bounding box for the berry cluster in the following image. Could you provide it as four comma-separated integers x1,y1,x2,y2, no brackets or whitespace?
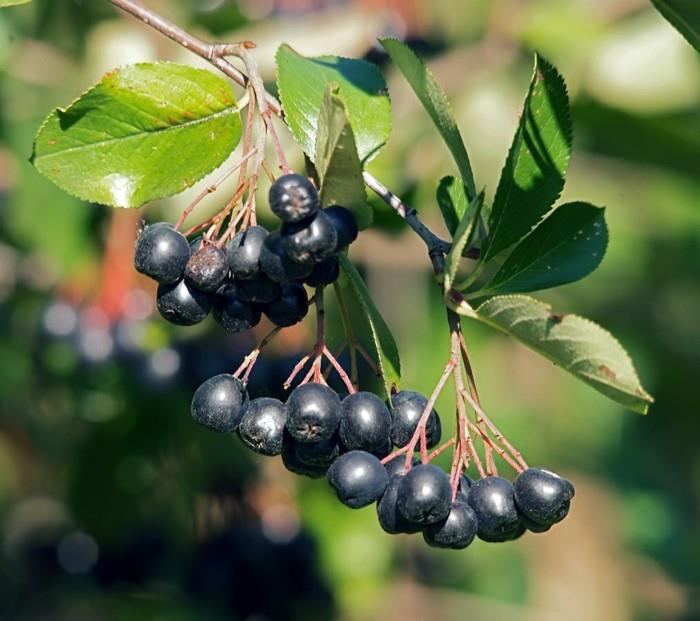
133,173,357,331
190,374,574,550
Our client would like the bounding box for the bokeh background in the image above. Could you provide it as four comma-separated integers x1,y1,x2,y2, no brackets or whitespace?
0,0,699,619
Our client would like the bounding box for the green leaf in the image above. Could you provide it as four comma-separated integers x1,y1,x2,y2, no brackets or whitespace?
477,202,607,295
452,294,653,414
651,0,700,53
314,85,372,229
337,255,400,398
484,54,572,261
0,0,31,6
436,175,468,236
276,44,391,163
31,62,242,208
380,38,476,200
444,191,484,293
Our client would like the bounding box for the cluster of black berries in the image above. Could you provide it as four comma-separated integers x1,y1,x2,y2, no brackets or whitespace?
189,374,574,550
133,173,358,331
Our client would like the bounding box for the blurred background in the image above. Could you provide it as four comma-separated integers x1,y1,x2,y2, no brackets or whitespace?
0,0,699,619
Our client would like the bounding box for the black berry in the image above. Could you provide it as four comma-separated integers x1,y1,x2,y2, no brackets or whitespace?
234,276,280,305
226,225,268,280
134,222,190,284
390,390,440,448
295,435,341,466
184,244,228,293
423,501,478,549
259,231,313,283
237,397,287,456
324,206,358,250
281,432,328,478
212,284,261,333
285,383,342,443
263,282,308,327
304,256,340,287
269,173,320,223
339,391,391,452
376,474,422,534
397,463,451,526
513,467,574,527
156,279,211,326
383,454,420,478
467,476,521,542
191,374,249,433
327,450,388,509
281,211,338,265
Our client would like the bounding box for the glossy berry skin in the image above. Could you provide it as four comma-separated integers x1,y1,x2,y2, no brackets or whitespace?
397,464,452,526
234,276,280,305
281,211,338,265
304,256,340,287
237,397,287,456
295,435,341,466
213,284,261,333
281,432,327,479
339,392,391,452
269,173,320,223
156,279,211,326
134,222,190,284
286,383,342,444
191,374,248,433
327,450,388,509
389,390,440,448
263,282,308,327
324,206,358,250
226,225,268,280
423,501,479,549
259,231,313,283
514,468,575,527
383,454,420,478
467,476,521,542
184,244,228,293
376,475,422,534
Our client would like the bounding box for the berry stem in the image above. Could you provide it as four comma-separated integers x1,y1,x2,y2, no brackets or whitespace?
233,325,283,383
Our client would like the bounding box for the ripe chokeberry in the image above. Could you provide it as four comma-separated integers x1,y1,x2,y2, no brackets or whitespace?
304,256,340,287
227,225,268,280
376,474,422,534
191,374,249,433
281,434,327,478
339,391,391,452
234,276,280,305
184,244,228,293
390,390,441,448
294,435,341,466
396,463,452,526
263,282,308,327
285,383,342,443
156,279,211,326
269,173,320,223
259,231,313,283
327,450,388,509
237,397,288,456
281,211,338,265
513,467,574,528
383,454,420,478
324,206,358,250
212,284,261,333
467,476,521,542
423,501,479,549
134,222,190,284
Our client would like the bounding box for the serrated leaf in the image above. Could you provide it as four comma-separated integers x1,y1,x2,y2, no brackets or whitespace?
276,44,391,163
31,62,242,208
381,38,476,200
484,54,572,261
337,255,400,398
444,191,484,293
453,294,652,413
436,176,468,236
477,202,607,295
651,0,700,53
0,0,30,6
314,85,372,229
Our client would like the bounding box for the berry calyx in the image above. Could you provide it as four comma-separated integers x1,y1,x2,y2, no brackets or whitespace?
285,383,342,443
396,463,452,526
269,173,320,223
134,222,190,284
156,279,211,326
513,467,574,527
237,397,287,456
423,501,479,549
467,476,521,542
339,391,391,452
226,225,268,280
191,374,249,433
281,211,338,265
184,243,228,293
327,450,388,509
